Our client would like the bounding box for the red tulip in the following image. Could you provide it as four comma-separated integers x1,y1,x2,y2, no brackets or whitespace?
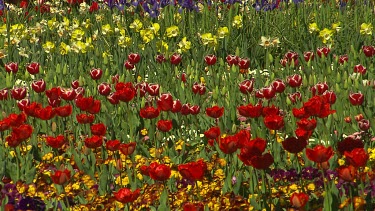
23,102,42,117
31,79,46,93
46,135,66,149
281,51,299,67
140,105,160,119
337,165,357,182
306,145,333,163
358,119,370,131
60,88,77,101
262,105,279,117
146,83,160,96
250,153,274,169
349,92,364,106
204,126,221,139
271,79,286,93
71,80,80,89
156,54,167,63
75,96,94,111
238,57,250,69
287,74,302,87
26,62,40,75
170,53,182,65
303,51,314,62
128,53,141,64
135,82,147,98
114,188,140,204
171,100,182,113
288,92,302,104
290,192,309,209
124,60,135,70
296,118,317,131
180,104,191,115
6,134,23,147
17,99,30,111
261,86,276,100
353,64,366,75
51,168,71,185
0,119,11,132
206,105,224,118
107,93,120,105
192,82,206,95
55,105,73,117
106,140,121,151
362,45,375,57
311,82,329,96
239,79,254,94
97,82,111,96
322,90,336,104
183,202,204,211
219,135,238,154
189,105,200,115
76,113,95,124
344,148,369,168
11,124,33,140
84,135,103,149
5,62,18,74
0,88,9,100
11,87,27,100
226,54,239,66
36,106,56,120
148,162,171,181
46,87,61,100
89,1,99,13
204,54,217,66
116,85,136,102
237,103,263,118
263,114,284,130
316,46,330,58
338,54,349,64
89,68,103,80
119,142,136,155
282,136,308,154
48,97,61,108
237,137,267,165
90,123,107,136
355,114,364,122
111,74,120,84
337,136,364,155
157,120,173,132
157,93,173,111
180,72,187,83
178,159,207,181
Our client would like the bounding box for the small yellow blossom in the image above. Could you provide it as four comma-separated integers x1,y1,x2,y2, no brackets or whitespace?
178,37,191,53
141,128,148,136
200,33,217,47
71,28,85,41
156,40,168,53
307,183,315,191
42,41,55,53
115,176,129,186
175,139,184,151
217,27,229,38
149,23,160,35
289,184,298,191
338,158,345,166
165,25,179,38
309,23,320,33
140,29,154,43
101,24,113,35
129,19,143,32
360,23,373,35
174,13,182,23
232,15,243,29
59,42,71,55
319,28,334,44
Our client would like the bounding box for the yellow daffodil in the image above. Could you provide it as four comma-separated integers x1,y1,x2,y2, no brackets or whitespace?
48,18,58,30
217,26,229,38
71,28,85,41
118,36,132,48
319,28,334,43
71,41,87,53
309,22,319,33
140,29,154,43
232,15,243,29
62,17,70,29
60,42,71,55
178,37,191,53
156,40,169,53
360,23,373,35
0,24,7,35
259,36,271,48
101,24,113,35
271,37,280,47
331,22,341,32
43,41,55,53
165,25,179,38
200,33,217,47
149,23,160,35
129,19,143,32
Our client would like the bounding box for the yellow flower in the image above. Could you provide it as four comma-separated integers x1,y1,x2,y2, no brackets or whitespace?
0,24,7,35
214,169,225,179
307,183,315,191
178,37,191,52
232,15,243,29
141,128,148,136
217,27,229,38
338,158,345,166
200,33,217,47
309,23,319,33
149,23,160,35
62,17,70,29
360,23,373,35
140,29,154,43
48,18,58,30
319,28,334,44
42,41,55,53
59,42,71,55
165,25,179,38
331,22,341,32
174,13,182,23
115,176,129,186
156,40,168,53
71,28,85,41
118,36,132,48
0,49,7,58
10,24,25,34
259,36,271,48
101,24,113,35
129,19,143,32
175,139,184,151
71,41,87,53
271,37,280,47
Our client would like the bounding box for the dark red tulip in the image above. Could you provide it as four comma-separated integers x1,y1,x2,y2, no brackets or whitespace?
157,120,173,132
303,51,314,62
204,54,217,66
90,68,103,80
271,79,286,93
250,153,274,169
5,62,18,74
297,118,317,131
345,148,369,168
11,87,27,100
322,90,336,104
90,123,106,136
290,192,309,209
128,53,141,64
0,88,9,100
55,105,73,117
106,140,121,151
353,64,367,75
238,57,250,69
362,45,375,57
112,74,119,84
36,106,56,120
119,142,136,155
171,100,182,113
0,119,11,132
107,93,120,105
26,62,40,75
349,92,364,106
170,53,182,65
60,88,77,101
306,145,333,163
239,79,254,94
180,104,191,115
157,93,173,111
114,188,140,204
6,134,23,147
124,60,135,70
282,136,308,154
139,105,160,119
263,114,284,130
226,54,239,66
89,1,99,12
287,74,302,87
204,126,221,139
180,72,187,83
189,105,200,115
51,169,71,185
288,92,302,104
237,103,263,118
178,159,207,181
156,54,167,63
48,97,61,108
358,119,370,131
46,87,61,100
148,162,171,181
337,136,364,155
46,135,66,149
12,124,33,140
31,79,46,93
98,82,111,96
17,99,30,111
206,105,224,118
237,137,267,165
146,83,160,96
71,80,80,89
262,86,276,100
311,82,329,96
281,51,299,67
135,82,147,98
24,102,42,117
337,165,357,182
84,135,103,149
338,54,349,64
76,113,95,124
316,46,330,58
192,82,206,95
219,135,238,154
